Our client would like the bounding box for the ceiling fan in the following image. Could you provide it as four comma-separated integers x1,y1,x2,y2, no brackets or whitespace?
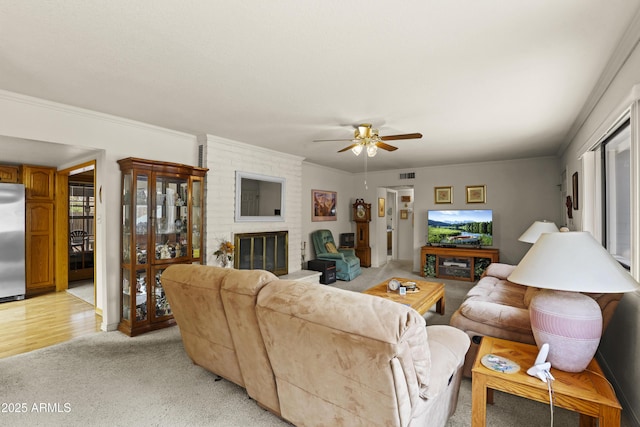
314,123,422,157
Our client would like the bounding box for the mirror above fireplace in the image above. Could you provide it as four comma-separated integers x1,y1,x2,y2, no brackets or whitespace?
235,171,285,222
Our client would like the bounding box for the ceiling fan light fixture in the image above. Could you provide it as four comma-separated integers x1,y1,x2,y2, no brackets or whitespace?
366,143,378,157
351,144,363,156
358,124,372,139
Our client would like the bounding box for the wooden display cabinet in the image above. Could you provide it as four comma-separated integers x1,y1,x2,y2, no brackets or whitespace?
118,158,207,336
421,246,499,282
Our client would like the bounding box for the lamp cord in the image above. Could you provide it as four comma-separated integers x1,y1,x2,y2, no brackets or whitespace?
546,372,554,427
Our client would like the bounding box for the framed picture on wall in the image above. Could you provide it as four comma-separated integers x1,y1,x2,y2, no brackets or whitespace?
400,209,409,220
312,189,337,221
466,185,486,204
378,198,385,217
434,186,452,204
572,172,579,210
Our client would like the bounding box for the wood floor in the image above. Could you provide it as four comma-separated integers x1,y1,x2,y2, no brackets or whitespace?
0,291,102,359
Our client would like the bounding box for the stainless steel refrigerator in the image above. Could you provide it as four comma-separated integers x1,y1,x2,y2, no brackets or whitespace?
0,183,25,302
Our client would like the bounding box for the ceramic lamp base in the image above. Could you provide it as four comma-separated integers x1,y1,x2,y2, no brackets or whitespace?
529,290,602,372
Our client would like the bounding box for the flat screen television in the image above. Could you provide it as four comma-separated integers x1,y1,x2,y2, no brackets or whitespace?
427,209,493,247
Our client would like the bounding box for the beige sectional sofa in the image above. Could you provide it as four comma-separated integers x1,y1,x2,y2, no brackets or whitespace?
449,263,623,377
161,264,470,427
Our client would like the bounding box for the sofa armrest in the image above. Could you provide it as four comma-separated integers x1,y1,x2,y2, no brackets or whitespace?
483,263,517,280
423,325,470,399
337,248,356,257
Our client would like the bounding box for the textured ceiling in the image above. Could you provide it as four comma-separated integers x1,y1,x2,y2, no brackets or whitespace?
1,1,639,172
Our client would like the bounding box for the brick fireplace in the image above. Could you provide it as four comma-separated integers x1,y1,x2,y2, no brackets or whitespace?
234,231,288,276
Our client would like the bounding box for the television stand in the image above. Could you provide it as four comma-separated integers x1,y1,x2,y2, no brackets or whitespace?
421,246,499,282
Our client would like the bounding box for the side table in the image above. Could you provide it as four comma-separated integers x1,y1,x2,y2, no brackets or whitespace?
471,336,621,427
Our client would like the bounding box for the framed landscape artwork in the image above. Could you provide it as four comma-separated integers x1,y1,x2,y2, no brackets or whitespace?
434,186,452,204
312,189,337,221
466,185,486,204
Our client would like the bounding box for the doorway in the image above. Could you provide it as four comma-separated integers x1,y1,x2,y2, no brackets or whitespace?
386,189,397,260
383,185,414,263
56,161,96,306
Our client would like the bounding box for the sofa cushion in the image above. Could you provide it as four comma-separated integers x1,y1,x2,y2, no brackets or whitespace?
524,286,542,308
466,276,527,308
221,269,281,415
256,280,433,425
161,264,244,386
459,275,531,335
325,241,338,253
459,300,532,335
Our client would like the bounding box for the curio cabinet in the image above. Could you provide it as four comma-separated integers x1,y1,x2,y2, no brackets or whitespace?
118,157,207,336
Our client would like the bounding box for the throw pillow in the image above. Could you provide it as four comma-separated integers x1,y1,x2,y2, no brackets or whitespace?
325,241,338,253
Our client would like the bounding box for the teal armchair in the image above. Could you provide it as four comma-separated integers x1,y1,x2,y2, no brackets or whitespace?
311,230,362,281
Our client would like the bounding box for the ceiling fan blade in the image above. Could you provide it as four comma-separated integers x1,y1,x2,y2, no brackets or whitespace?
313,138,355,142
376,142,398,151
338,144,358,153
380,133,423,141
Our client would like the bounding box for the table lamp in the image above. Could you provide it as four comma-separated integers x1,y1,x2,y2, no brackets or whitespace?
518,220,559,243
508,231,639,372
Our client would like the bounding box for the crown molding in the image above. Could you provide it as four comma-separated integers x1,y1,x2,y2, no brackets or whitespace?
0,89,194,141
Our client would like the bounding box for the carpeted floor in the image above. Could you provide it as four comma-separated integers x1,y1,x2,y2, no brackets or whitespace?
0,261,616,426
66,279,94,305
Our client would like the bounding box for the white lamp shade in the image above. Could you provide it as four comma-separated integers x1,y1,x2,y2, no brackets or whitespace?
518,220,559,243
508,231,639,293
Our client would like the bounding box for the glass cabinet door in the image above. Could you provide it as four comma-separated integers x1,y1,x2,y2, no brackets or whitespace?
122,268,148,323
135,173,149,266
154,174,189,262
191,178,202,259
122,172,132,264
152,267,172,319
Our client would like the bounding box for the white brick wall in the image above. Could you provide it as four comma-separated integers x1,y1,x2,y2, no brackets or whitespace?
199,134,304,273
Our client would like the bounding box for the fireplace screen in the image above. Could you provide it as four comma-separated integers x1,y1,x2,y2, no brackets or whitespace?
234,231,288,276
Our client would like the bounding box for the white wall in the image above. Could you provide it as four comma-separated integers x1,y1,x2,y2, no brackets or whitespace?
303,156,560,273
396,189,415,260
341,157,561,271
0,90,200,331
301,162,357,263
560,31,640,427
201,135,304,272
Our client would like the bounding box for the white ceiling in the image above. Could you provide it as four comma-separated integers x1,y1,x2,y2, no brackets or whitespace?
1,1,639,172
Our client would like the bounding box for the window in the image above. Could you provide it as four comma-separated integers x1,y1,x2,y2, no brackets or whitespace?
602,119,631,269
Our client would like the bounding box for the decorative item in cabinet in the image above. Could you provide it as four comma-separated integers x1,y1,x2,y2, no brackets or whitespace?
118,157,207,336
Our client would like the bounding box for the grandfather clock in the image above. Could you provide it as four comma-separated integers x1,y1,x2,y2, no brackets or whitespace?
352,199,371,267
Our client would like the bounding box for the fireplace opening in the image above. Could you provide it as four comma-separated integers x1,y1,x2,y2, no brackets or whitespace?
234,231,288,276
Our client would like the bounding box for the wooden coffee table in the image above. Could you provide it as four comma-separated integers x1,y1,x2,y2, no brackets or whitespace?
362,277,445,316
472,336,621,427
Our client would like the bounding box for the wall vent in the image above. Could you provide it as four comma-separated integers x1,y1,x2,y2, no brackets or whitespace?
399,172,416,180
